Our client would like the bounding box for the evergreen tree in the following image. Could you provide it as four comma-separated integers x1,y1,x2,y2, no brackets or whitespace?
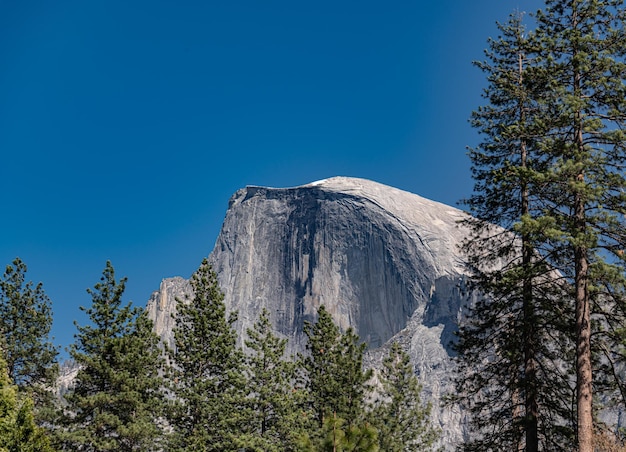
372,342,440,452
334,327,373,427
0,258,58,419
531,2,626,449
167,258,246,451
0,349,54,452
237,308,309,451
59,261,166,451
301,305,371,431
302,305,341,428
456,11,576,451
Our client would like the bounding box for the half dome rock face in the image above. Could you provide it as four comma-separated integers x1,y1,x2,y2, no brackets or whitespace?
209,177,469,353
146,176,473,448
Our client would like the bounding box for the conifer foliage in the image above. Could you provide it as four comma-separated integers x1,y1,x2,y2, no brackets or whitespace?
301,305,371,430
167,258,246,451
455,12,576,451
0,351,53,452
533,2,626,449
0,258,58,417
296,413,379,452
298,306,441,451
372,342,440,451
60,261,166,452
460,1,626,451
238,308,307,451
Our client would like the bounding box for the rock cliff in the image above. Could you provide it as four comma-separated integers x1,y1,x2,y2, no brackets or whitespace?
146,176,473,449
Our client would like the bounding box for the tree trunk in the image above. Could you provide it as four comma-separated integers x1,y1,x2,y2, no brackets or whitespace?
519,46,539,452
522,215,539,452
575,199,593,452
572,5,593,446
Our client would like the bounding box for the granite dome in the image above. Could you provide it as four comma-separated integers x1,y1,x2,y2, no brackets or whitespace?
146,177,473,449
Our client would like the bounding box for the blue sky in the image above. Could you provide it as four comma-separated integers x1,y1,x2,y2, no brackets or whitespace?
0,0,543,357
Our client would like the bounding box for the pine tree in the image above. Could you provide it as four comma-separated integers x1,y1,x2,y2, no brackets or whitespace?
456,11,576,451
372,342,440,452
531,2,626,449
0,349,54,452
59,261,166,451
301,305,341,428
334,328,372,427
167,258,246,451
0,258,59,419
237,308,309,451
301,305,371,430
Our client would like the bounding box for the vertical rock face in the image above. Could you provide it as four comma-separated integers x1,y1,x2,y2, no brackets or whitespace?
146,176,473,449
146,277,190,351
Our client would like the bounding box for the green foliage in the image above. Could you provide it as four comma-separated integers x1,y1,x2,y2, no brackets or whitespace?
302,305,341,427
236,308,309,451
59,261,166,451
335,328,372,425
301,305,371,430
296,414,379,452
461,1,626,450
532,0,626,401
167,258,246,451
372,342,440,452
0,258,59,419
458,10,579,451
298,305,440,451
0,351,54,452
532,2,626,447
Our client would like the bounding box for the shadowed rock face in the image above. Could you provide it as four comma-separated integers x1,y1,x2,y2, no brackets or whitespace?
146,177,473,449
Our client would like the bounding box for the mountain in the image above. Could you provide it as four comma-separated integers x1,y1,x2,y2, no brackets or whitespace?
146,176,474,449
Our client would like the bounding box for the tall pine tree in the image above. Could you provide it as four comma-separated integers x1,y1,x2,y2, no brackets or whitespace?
456,11,576,451
532,1,626,449
0,258,58,420
334,328,372,427
167,258,246,451
59,261,166,452
301,305,342,429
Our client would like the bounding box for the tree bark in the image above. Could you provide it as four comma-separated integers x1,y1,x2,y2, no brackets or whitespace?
575,241,593,452
573,23,593,445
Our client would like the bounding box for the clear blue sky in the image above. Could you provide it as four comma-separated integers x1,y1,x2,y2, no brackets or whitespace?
0,0,543,357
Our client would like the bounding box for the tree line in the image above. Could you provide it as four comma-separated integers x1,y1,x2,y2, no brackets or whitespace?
0,257,440,451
